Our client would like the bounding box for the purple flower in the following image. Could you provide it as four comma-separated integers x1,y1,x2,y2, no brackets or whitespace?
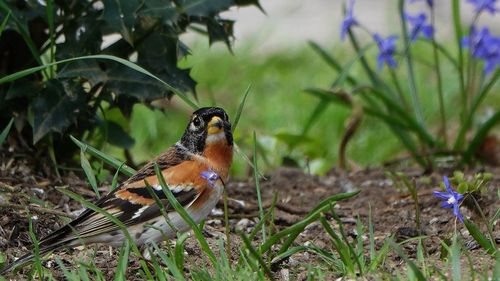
433,176,464,223
462,26,500,74
408,0,434,7
340,0,358,41
405,12,434,42
466,0,498,15
373,34,398,69
201,170,221,188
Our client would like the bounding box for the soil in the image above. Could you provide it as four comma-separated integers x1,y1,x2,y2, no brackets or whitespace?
0,145,499,280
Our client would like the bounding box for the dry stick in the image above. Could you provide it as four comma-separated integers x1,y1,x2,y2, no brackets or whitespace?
0,182,15,192
0,202,75,218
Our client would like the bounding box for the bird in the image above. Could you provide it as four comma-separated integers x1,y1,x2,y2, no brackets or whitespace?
0,106,233,274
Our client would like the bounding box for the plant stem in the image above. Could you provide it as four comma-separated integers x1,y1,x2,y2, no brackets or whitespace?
398,0,425,128
389,68,409,110
430,8,448,147
451,0,467,124
469,194,496,248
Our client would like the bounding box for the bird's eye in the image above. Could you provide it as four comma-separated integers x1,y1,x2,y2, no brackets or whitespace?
192,117,202,127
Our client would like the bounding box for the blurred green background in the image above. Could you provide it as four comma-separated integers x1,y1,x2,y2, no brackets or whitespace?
42,1,497,178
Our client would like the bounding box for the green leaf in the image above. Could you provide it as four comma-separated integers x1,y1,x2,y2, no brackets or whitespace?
70,135,136,177
80,149,100,198
102,0,140,45
0,118,13,146
32,80,87,143
232,84,251,133
57,60,106,86
463,218,497,255
308,41,357,86
106,121,135,149
178,0,233,16
0,54,199,109
206,18,234,49
463,110,500,163
0,11,10,37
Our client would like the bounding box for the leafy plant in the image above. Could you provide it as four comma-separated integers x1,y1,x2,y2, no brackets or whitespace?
0,0,259,157
304,0,499,170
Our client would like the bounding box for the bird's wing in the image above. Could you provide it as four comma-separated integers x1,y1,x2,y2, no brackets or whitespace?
38,146,208,246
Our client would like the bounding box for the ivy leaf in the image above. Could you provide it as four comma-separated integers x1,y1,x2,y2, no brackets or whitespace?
102,0,140,45
57,60,107,86
105,120,135,149
177,0,233,16
105,65,171,100
207,18,234,49
32,80,87,143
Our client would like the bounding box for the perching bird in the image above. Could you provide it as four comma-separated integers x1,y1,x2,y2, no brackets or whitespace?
1,107,233,274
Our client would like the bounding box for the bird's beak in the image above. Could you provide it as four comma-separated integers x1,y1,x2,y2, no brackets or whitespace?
207,116,224,135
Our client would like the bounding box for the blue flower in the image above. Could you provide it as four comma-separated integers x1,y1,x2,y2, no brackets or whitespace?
200,170,221,188
408,0,434,7
373,34,398,69
340,0,358,41
462,26,500,74
405,12,434,41
433,176,464,223
466,0,498,15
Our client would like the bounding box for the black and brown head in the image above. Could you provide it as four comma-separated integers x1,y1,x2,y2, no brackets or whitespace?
180,107,233,154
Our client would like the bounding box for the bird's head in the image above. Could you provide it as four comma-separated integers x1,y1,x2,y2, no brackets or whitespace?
180,107,233,154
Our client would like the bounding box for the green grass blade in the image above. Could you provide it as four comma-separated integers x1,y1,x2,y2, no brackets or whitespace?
308,41,357,85
463,110,500,164
0,118,14,146
494,252,500,281
455,68,499,152
252,132,266,242
174,232,189,273
463,218,497,255
0,11,10,38
55,257,76,280
451,0,466,106
232,84,252,133
270,245,308,264
260,191,360,255
148,248,167,281
70,136,136,177
80,150,100,198
450,235,461,281
320,215,356,275
422,40,459,70
153,164,217,265
240,233,273,280
389,240,427,281
0,54,198,109
0,3,46,76
28,216,44,280
57,188,153,278
248,194,277,241
114,240,130,281
398,0,424,127
152,243,186,280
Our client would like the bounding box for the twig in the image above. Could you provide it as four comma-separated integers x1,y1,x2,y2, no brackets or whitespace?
0,202,76,218
0,182,15,192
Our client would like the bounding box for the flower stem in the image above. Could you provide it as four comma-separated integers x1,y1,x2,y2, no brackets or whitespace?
469,194,496,248
389,68,410,110
398,0,425,128
430,8,447,147
451,0,467,147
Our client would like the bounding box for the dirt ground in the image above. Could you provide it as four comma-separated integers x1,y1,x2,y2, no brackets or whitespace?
0,146,499,280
